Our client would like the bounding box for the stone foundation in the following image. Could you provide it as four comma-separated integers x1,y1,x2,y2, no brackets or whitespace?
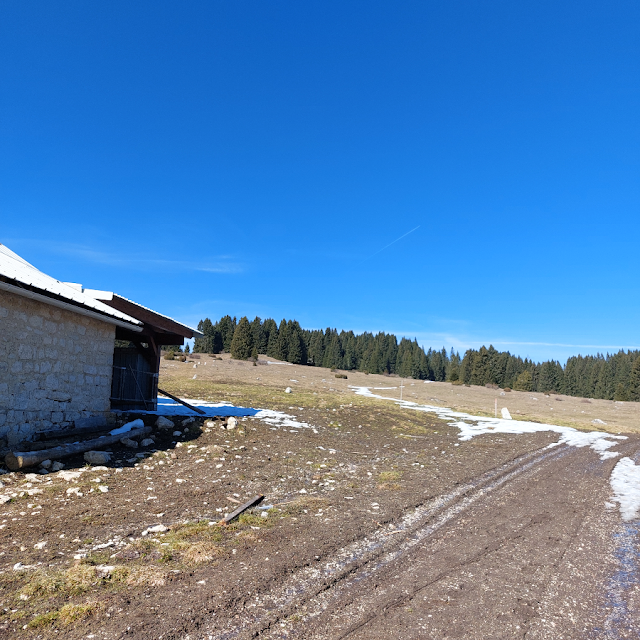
0,290,116,445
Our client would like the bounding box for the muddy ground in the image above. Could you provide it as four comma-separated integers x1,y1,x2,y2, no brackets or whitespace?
0,357,638,638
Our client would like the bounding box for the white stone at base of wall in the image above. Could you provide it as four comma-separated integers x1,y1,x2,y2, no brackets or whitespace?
0,290,116,446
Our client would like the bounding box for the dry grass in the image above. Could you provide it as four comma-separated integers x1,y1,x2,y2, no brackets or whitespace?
378,471,402,483
160,354,640,434
58,601,102,625
182,541,224,564
20,563,96,599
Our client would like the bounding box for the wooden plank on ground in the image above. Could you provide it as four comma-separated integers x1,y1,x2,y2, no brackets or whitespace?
223,495,265,523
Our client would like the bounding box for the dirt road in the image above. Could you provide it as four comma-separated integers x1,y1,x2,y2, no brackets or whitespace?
193,440,639,640
1,359,638,638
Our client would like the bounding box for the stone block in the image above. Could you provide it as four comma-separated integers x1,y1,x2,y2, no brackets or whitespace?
45,374,58,389
18,344,33,359
47,391,72,402
75,416,107,429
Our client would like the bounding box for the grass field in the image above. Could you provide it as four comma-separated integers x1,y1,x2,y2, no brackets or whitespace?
162,353,640,434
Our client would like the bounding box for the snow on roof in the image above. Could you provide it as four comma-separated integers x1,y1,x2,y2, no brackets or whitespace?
0,244,142,326
84,289,202,336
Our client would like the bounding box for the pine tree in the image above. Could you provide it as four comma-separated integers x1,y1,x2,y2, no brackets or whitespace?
251,317,267,355
230,317,254,360
218,315,237,352
275,319,289,361
193,318,212,353
614,382,629,401
629,357,640,401
513,370,533,391
286,321,307,364
266,321,279,357
538,360,560,393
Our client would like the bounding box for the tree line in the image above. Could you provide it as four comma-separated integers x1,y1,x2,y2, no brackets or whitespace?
193,315,449,379
455,345,640,401
193,316,640,401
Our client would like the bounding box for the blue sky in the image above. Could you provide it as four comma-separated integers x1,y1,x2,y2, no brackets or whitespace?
1,1,639,363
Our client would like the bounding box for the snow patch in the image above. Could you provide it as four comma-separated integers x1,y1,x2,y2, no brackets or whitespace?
110,419,144,436
349,386,626,461
253,408,315,431
121,397,315,431
610,458,640,521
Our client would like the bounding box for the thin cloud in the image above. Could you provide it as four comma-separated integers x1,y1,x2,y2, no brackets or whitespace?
5,240,243,274
391,331,640,355
490,341,640,350
361,225,420,262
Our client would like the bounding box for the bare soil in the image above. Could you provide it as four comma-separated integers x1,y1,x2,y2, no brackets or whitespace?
0,355,637,638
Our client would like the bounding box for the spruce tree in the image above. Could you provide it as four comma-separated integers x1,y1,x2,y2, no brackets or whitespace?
614,382,629,401
219,315,237,352
266,320,279,357
230,316,254,360
275,319,289,361
251,317,267,355
287,321,307,364
629,357,640,401
513,370,533,391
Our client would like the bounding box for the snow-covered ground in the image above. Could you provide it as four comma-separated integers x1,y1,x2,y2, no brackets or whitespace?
121,397,317,432
610,458,640,521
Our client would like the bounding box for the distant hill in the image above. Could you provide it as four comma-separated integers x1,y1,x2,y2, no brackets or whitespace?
193,315,640,402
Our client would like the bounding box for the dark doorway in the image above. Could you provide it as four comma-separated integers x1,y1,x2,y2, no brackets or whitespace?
110,345,158,411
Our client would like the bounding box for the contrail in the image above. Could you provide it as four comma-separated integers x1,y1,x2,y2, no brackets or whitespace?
362,225,421,262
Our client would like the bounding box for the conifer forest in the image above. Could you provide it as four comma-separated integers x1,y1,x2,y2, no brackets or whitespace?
193,316,640,403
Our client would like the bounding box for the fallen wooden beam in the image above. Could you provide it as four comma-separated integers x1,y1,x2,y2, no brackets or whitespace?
157,388,206,415
4,426,152,471
222,495,264,524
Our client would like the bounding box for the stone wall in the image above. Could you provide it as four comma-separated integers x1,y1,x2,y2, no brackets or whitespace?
0,290,116,446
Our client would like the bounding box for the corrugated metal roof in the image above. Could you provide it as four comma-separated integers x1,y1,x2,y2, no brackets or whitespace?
0,244,142,326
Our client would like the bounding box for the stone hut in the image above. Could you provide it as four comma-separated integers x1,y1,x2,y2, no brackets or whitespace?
0,244,201,446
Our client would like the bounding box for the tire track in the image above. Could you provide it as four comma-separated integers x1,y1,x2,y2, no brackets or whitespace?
194,443,572,640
